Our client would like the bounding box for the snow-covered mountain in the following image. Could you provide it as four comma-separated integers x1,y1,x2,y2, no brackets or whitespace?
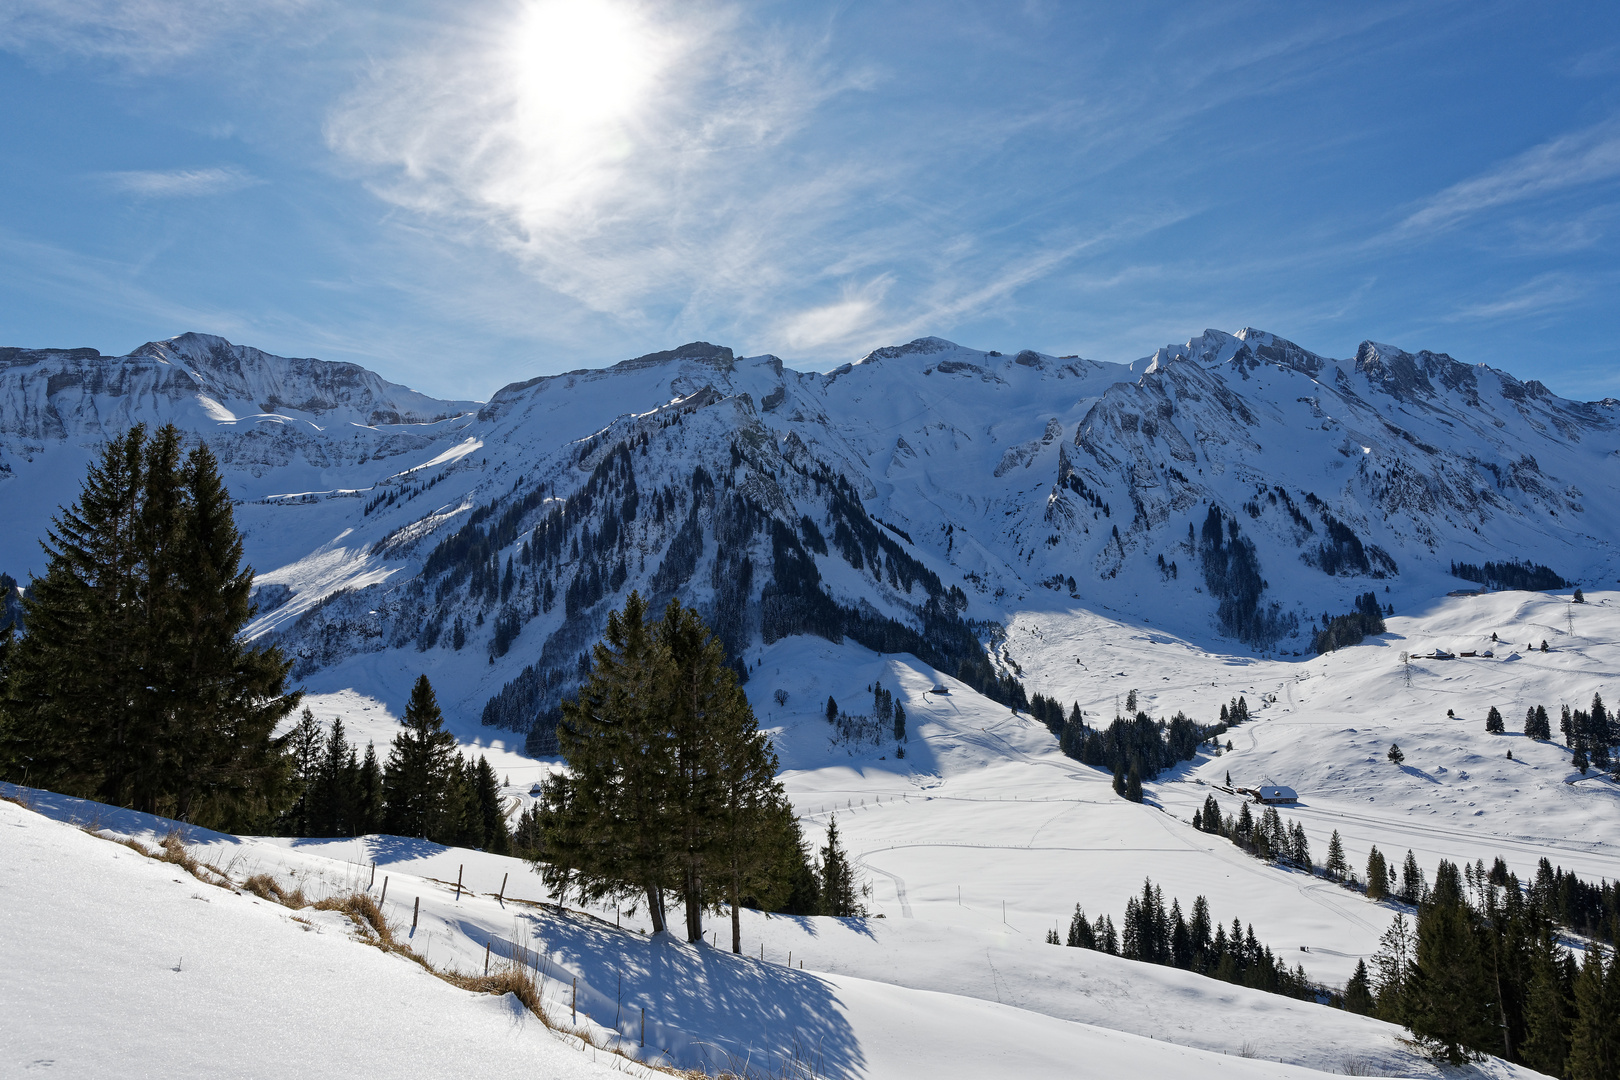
3,328,1615,743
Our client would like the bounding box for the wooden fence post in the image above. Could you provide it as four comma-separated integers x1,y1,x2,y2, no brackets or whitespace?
380,876,388,907
571,976,577,1024
498,872,507,904
412,896,420,932
369,861,375,889
641,1006,645,1047
455,864,464,901
484,939,491,976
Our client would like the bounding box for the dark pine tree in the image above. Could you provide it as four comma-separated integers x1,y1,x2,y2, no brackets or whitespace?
820,814,864,917
1345,959,1375,1015
383,675,460,840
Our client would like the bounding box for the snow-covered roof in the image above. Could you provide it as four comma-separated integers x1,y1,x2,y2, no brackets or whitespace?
1258,785,1297,801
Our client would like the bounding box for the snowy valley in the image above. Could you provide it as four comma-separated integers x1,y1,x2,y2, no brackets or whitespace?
3,328,1618,1078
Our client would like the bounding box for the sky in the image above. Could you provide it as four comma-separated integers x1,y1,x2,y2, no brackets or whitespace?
1,1,1618,402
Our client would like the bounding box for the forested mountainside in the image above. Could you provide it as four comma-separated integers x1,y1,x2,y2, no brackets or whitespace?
3,328,1614,743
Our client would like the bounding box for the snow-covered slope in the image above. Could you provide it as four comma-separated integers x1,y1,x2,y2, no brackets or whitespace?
2,791,1544,1079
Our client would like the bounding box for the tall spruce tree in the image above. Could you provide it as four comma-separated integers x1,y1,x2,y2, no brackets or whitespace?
1365,846,1390,900
538,592,814,940
1345,959,1375,1015
820,814,863,917
309,718,356,837
1567,945,1619,1080
472,756,511,855
1405,861,1495,1064
354,742,385,836
1326,830,1347,881
1,425,298,826
539,591,677,934
383,675,459,840
1522,931,1574,1077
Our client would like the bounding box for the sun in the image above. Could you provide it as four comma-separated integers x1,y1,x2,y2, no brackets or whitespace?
504,0,663,149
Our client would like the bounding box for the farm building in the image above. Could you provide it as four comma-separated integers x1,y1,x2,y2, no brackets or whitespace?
1256,785,1298,805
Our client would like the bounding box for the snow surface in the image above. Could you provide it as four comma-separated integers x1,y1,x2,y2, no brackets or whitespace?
2,793,1541,1079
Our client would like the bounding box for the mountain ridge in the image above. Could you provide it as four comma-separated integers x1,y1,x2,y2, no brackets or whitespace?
2,327,1614,744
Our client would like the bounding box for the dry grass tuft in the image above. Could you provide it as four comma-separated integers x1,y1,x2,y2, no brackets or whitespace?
440,963,547,1018
313,892,400,947
242,872,309,908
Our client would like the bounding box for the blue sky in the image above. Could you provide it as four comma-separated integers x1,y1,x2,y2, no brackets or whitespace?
2,2,1618,401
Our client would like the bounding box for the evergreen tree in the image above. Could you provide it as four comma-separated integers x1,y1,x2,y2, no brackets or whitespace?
383,675,459,841
1400,850,1424,905
1345,959,1375,1015
1526,705,1552,741
1387,742,1405,765
1485,706,1504,734
1567,945,1618,1080
1371,912,1415,1023
1233,802,1254,850
1125,763,1143,803
1522,931,1574,1078
309,717,355,837
472,755,511,854
538,592,808,939
511,802,545,860
354,742,384,835
660,597,798,949
1366,846,1390,901
1326,830,1347,881
893,700,907,743
825,695,838,724
1097,914,1119,955
1,425,298,827
820,814,864,917
1067,904,1095,948
538,592,676,932
283,708,325,836
1405,861,1495,1064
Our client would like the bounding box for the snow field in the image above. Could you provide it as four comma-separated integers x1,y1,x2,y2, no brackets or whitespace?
4,793,1485,1080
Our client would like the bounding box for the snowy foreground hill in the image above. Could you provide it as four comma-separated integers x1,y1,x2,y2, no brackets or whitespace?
0,784,1544,1079
3,329,1618,1076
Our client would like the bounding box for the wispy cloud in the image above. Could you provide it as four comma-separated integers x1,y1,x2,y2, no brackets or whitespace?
0,0,312,69
326,2,862,323
1391,118,1620,240
1442,273,1589,323
100,166,262,198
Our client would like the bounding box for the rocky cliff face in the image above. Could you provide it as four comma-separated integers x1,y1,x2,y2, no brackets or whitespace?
4,327,1615,735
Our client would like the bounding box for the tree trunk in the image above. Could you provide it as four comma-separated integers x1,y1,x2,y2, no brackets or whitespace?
730,865,742,954
645,882,666,935
684,865,703,943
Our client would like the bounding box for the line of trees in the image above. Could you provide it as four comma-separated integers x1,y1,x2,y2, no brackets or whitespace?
1311,591,1387,654
1037,688,1226,800
1054,876,1321,1002
1449,558,1567,592
1193,794,1315,870
1362,859,1619,1073
534,592,852,951
0,425,300,830
1487,693,1619,776
279,680,512,852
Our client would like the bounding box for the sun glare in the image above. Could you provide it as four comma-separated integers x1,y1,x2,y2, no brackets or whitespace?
506,0,661,146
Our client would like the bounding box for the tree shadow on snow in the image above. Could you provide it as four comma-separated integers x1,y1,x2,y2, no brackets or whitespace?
352,833,452,863
0,782,240,845
486,908,864,1078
